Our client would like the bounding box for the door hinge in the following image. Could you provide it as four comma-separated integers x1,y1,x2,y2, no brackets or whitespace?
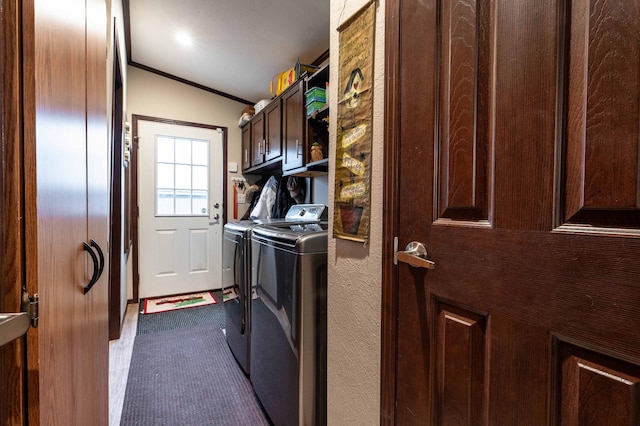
21,290,39,328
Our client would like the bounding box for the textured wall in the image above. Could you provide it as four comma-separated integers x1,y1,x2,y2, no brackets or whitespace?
327,0,385,424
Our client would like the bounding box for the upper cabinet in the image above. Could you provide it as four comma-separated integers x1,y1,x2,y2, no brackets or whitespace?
250,112,265,167
241,63,329,177
241,124,251,170
282,81,306,171
264,100,282,162
244,98,282,174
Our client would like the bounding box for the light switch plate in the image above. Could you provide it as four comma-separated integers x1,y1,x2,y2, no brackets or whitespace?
237,193,247,204
228,161,238,173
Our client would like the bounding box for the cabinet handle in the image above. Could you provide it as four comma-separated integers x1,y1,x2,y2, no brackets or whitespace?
265,139,270,154
296,139,301,157
90,239,105,281
260,140,266,155
244,149,248,164
83,242,100,294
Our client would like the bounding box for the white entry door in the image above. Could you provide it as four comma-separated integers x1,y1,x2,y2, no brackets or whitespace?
138,120,224,299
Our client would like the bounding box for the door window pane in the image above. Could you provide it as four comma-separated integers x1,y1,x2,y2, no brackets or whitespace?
157,137,174,162
192,140,208,165
192,190,208,214
157,163,174,189
155,136,210,216
157,189,175,215
175,165,191,189
175,138,191,164
175,190,192,215
192,166,208,190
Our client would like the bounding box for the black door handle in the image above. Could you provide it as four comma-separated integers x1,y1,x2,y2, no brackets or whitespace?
90,239,105,281
83,241,99,295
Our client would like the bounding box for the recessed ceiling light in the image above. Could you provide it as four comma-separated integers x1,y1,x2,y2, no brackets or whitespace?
175,31,193,47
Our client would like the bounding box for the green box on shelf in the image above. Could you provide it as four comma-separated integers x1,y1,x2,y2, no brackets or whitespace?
305,87,326,105
306,100,326,116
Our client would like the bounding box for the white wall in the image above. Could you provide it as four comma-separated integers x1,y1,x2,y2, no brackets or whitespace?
327,0,385,424
126,66,248,298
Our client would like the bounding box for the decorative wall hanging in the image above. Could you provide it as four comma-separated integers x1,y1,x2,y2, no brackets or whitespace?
334,0,376,243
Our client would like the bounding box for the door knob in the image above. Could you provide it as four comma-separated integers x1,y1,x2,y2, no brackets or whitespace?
214,203,220,209
0,313,30,347
396,241,435,269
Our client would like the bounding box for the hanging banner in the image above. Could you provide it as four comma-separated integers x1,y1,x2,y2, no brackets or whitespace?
334,0,375,243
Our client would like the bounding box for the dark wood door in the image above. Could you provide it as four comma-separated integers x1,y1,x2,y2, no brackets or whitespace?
264,99,282,162
0,0,27,423
21,0,109,424
241,123,251,170
383,0,640,424
282,81,305,171
251,112,265,166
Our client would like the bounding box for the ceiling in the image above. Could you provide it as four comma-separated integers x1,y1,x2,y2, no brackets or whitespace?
126,0,331,105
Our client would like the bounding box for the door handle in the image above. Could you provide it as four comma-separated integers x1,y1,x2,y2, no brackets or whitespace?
0,313,30,347
90,239,105,281
83,240,105,294
395,241,435,269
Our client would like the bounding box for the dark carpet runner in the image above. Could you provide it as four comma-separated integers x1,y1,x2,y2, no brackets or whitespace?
120,292,269,425
136,297,226,335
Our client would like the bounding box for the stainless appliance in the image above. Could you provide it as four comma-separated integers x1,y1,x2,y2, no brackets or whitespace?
250,220,328,426
221,205,327,376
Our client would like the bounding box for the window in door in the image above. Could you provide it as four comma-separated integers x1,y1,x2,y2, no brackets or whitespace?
155,135,209,216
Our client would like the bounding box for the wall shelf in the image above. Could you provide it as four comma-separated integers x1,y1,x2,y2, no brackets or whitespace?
282,158,328,177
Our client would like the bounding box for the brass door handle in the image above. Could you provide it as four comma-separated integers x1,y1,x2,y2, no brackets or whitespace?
395,241,435,269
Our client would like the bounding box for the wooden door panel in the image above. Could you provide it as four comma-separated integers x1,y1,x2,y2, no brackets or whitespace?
387,0,640,424
265,100,282,161
85,0,109,422
251,113,265,166
565,0,640,227
283,82,304,171
487,315,549,425
438,0,490,222
241,124,251,170
0,0,27,423
558,343,640,425
492,0,559,231
434,302,486,425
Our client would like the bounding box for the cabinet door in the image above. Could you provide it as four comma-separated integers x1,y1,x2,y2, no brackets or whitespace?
251,113,265,166
282,81,305,171
264,100,282,162
26,0,109,424
241,124,251,170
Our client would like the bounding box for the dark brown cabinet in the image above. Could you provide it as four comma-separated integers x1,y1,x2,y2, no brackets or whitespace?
283,64,329,177
243,99,282,173
250,112,265,167
240,64,329,176
282,81,306,171
241,123,251,170
264,100,282,162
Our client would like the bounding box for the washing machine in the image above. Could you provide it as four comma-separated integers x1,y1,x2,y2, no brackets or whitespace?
249,220,328,426
221,204,326,376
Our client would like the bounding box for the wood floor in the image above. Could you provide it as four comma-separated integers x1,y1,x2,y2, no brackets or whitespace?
108,303,139,426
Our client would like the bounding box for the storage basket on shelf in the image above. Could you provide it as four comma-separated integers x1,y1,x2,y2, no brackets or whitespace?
305,87,327,116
